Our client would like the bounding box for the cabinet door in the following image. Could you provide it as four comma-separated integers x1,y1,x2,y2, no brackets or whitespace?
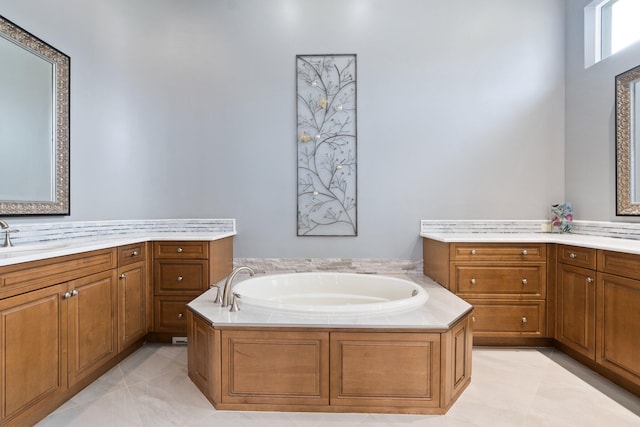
67,270,118,387
557,264,596,359
0,283,66,423
597,273,640,384
187,310,219,404
118,262,147,352
330,332,441,409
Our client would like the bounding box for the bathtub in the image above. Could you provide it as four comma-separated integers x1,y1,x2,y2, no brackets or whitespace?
231,272,429,316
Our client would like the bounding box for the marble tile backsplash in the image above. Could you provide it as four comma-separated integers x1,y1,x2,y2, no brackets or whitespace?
421,219,640,241
5,219,236,245
234,258,423,275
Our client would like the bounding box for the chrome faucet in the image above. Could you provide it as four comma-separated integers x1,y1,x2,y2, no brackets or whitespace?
221,266,255,308
0,220,15,248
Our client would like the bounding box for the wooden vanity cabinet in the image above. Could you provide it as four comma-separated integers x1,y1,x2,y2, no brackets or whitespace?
423,239,548,345
117,243,149,352
555,245,597,359
0,283,67,425
150,238,233,341
0,249,128,426
596,251,640,390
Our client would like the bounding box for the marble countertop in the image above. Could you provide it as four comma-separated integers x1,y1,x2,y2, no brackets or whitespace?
0,232,236,267
421,232,640,255
187,273,473,330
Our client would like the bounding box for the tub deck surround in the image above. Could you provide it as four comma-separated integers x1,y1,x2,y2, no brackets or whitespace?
188,274,471,329
0,219,236,266
186,274,473,414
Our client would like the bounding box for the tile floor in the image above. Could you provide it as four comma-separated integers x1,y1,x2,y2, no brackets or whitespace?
37,344,640,427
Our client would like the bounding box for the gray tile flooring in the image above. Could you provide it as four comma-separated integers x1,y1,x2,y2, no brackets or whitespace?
37,344,640,426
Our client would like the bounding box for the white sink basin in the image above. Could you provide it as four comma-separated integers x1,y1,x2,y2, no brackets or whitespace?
0,242,69,255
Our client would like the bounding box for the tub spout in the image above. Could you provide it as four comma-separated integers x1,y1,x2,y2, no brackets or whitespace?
221,266,255,307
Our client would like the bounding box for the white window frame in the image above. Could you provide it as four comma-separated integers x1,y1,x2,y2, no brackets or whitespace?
585,0,640,68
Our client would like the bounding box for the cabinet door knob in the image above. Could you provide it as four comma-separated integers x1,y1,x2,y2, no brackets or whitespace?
522,249,528,256
71,289,79,296
177,313,184,319
471,316,477,323
522,278,528,285
569,253,577,258
470,249,477,255
521,317,528,324
63,291,71,299
470,278,476,285
177,276,183,282
120,273,126,279
131,251,139,257
177,247,183,253
586,277,594,283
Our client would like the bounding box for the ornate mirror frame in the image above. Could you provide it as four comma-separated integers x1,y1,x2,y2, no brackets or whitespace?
0,15,70,216
616,64,640,215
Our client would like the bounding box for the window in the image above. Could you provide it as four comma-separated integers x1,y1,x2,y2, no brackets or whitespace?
585,0,640,67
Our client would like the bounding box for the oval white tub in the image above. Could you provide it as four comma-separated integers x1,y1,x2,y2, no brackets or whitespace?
231,272,429,316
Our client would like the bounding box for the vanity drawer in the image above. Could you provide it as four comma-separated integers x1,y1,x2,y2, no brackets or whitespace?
154,241,208,259
557,245,596,269
153,296,192,334
467,300,545,337
0,249,117,299
450,243,546,262
154,260,208,294
597,250,640,281
452,265,545,298
118,243,147,267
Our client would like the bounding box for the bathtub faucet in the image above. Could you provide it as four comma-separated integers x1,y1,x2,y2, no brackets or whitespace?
221,266,255,308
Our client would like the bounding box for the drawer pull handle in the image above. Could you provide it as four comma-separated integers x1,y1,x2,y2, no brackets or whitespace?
470,278,476,285
522,250,528,256
470,249,477,255
131,251,139,257
521,317,528,324
569,253,577,259
177,313,184,319
177,276,183,282
120,273,126,279
586,277,594,284
177,247,183,253
522,278,528,285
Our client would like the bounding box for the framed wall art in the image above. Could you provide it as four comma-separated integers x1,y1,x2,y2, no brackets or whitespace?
296,54,357,236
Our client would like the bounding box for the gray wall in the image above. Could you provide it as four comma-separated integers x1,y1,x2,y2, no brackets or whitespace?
565,0,640,221
1,0,566,259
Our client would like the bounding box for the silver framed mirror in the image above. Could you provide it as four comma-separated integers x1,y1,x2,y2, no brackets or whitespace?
0,15,69,216
616,64,640,215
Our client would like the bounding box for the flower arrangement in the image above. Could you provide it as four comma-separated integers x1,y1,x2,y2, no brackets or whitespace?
551,203,573,233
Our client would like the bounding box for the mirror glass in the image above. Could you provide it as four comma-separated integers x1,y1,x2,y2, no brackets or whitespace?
0,15,69,215
616,64,640,215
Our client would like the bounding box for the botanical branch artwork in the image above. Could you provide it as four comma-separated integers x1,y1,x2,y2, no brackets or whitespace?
296,54,357,236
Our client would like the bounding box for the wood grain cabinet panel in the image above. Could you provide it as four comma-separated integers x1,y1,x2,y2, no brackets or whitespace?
221,330,329,406
597,273,640,385
556,264,596,359
187,311,220,405
557,245,596,270
117,243,147,267
117,261,147,352
153,241,209,259
453,265,545,298
467,300,545,337
451,243,546,262
0,284,66,423
153,296,192,334
423,239,548,344
153,260,208,294
67,270,118,387
330,332,441,409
